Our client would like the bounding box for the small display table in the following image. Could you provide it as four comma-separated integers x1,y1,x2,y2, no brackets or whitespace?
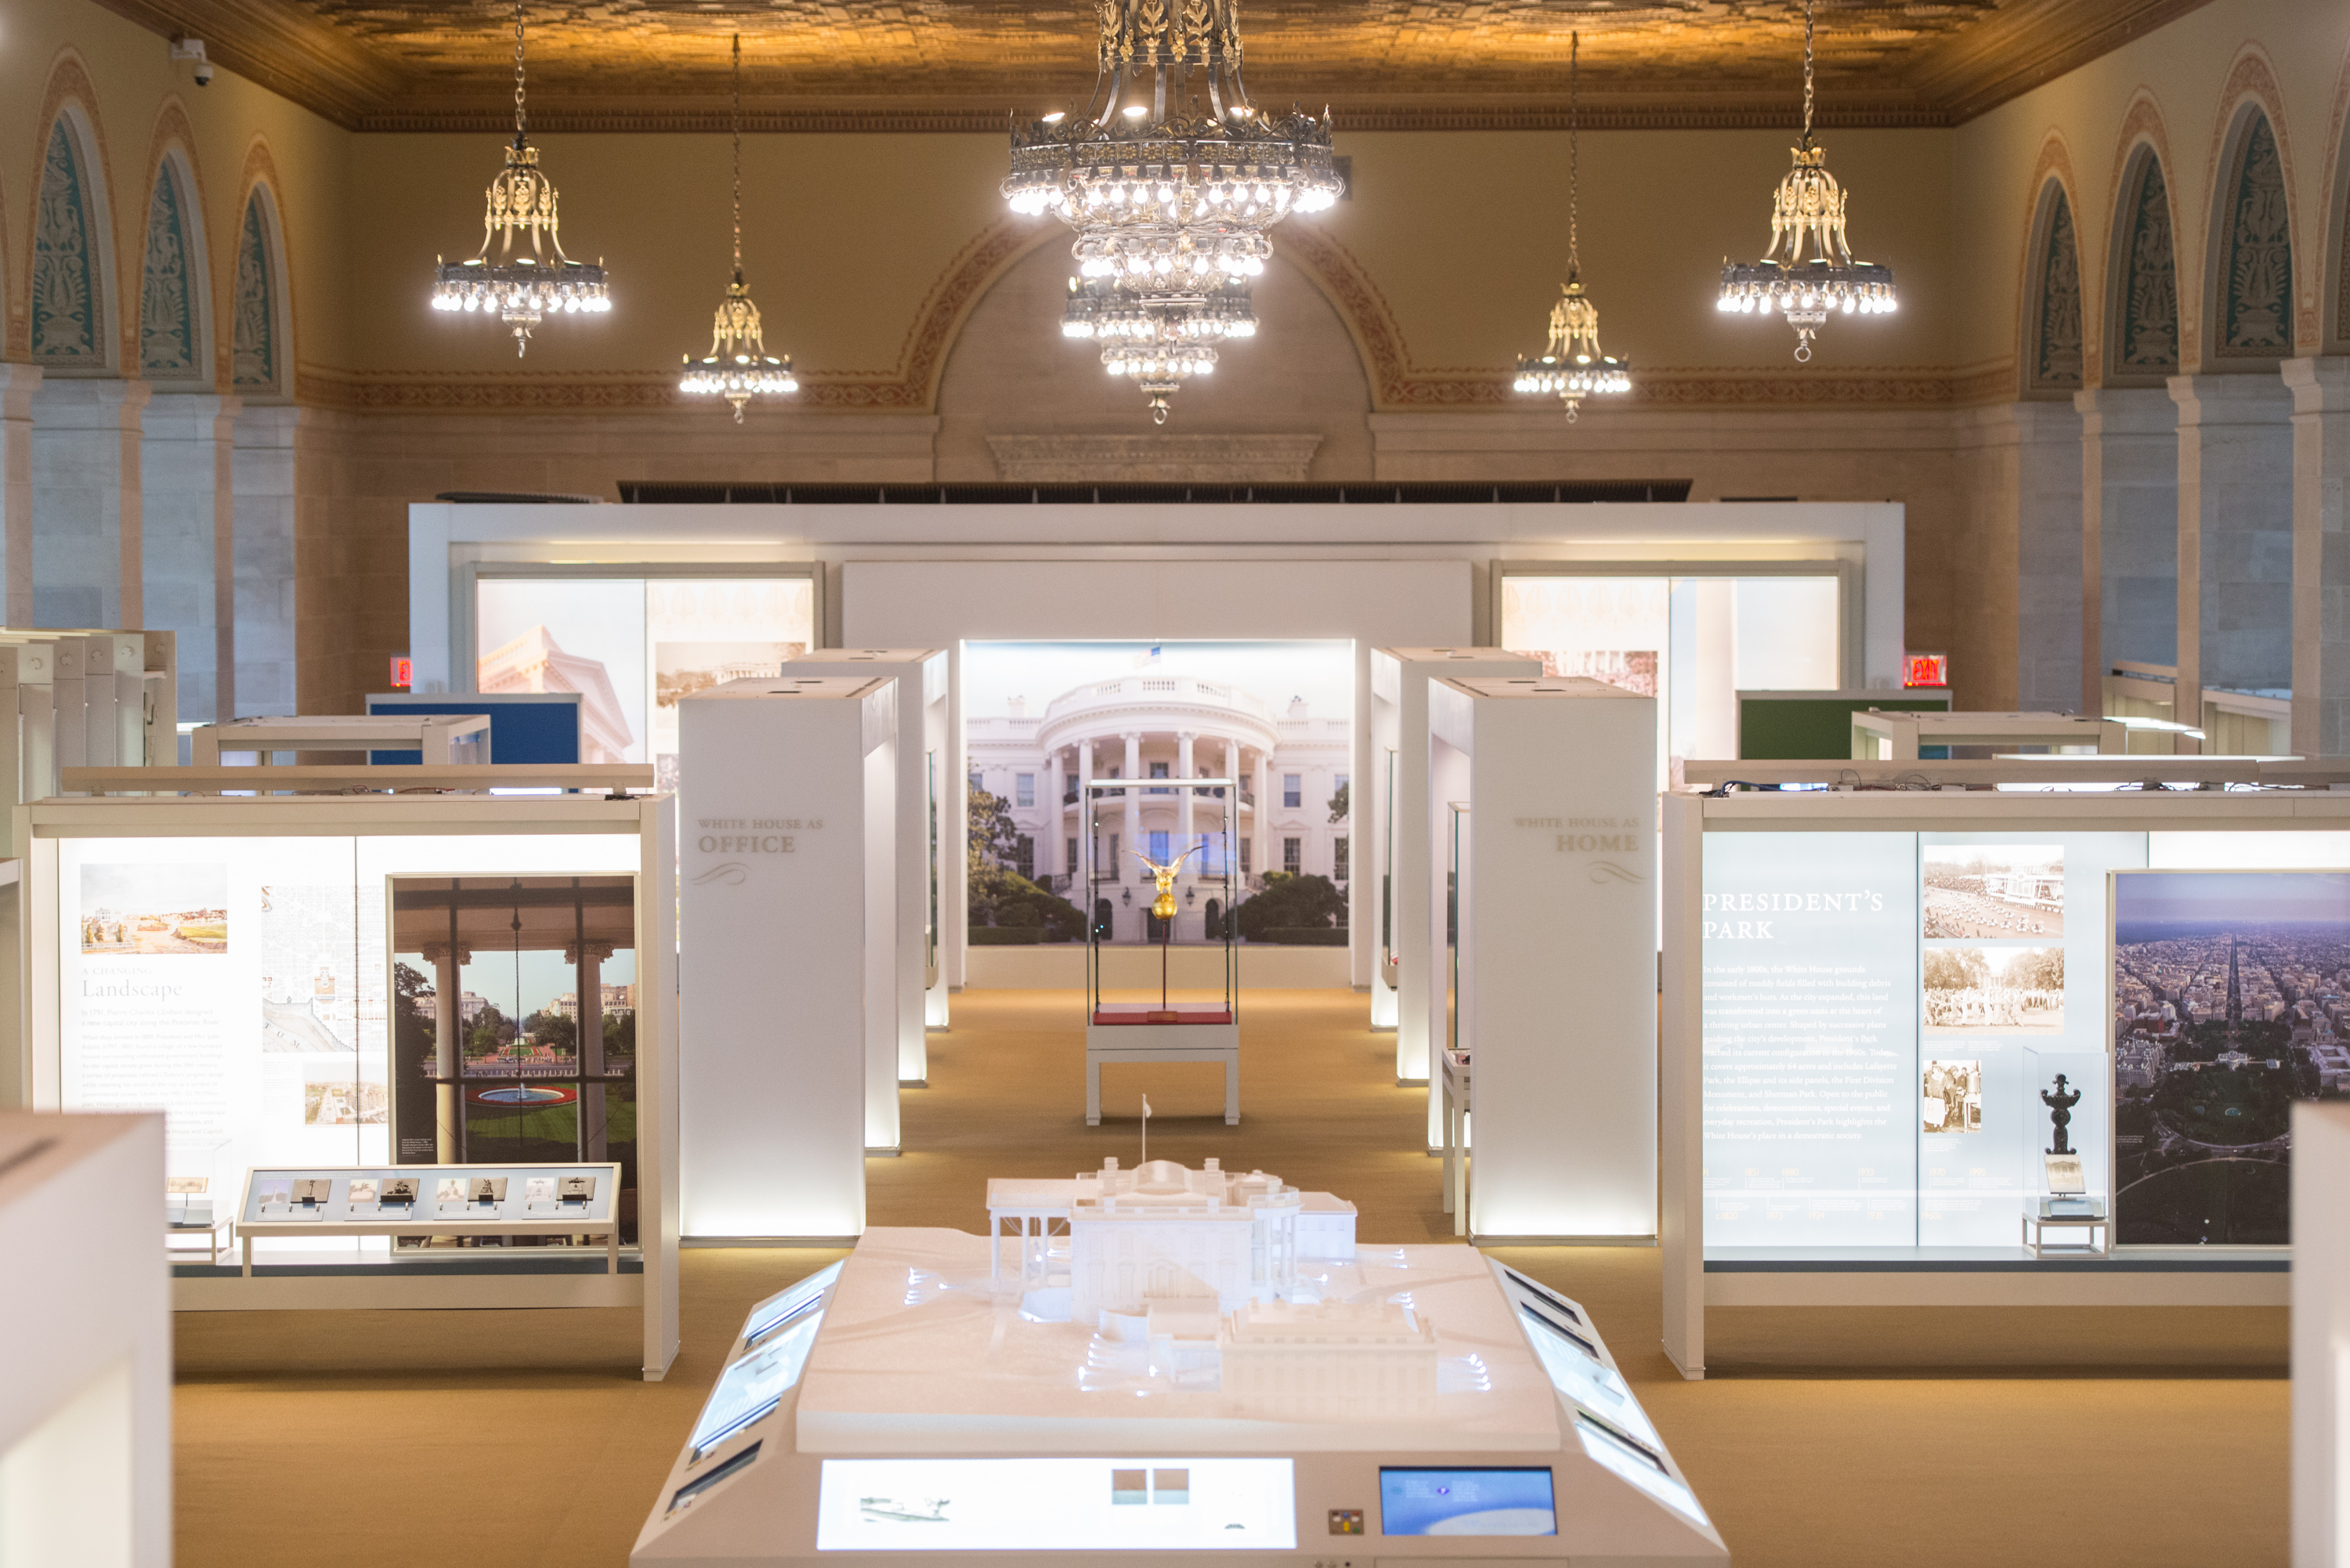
193,712,493,768
234,1162,622,1276
1441,1046,1472,1234
2022,1200,2110,1258
1085,1006,1239,1127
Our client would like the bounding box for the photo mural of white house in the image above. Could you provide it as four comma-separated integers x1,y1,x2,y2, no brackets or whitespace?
966,642,1351,944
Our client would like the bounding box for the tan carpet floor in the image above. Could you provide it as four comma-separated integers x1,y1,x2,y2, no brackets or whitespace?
172,988,2287,1566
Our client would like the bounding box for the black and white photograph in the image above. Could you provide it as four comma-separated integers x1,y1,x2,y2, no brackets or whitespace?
1923,946,2065,1035
1921,1059,1983,1134
1922,844,2063,938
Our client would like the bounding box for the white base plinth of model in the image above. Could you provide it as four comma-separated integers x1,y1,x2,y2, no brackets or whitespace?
633,1163,1726,1566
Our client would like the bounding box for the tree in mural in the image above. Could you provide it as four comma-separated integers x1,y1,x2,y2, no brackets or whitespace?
2120,157,2178,373
32,121,97,363
140,169,196,376
2034,191,2083,388
2222,116,2292,354
233,194,278,391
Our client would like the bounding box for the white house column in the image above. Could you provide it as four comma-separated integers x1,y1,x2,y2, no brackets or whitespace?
1121,731,1141,872
2076,388,2179,715
421,940,471,1162
569,939,613,1162
140,392,239,723
1253,749,1271,883
2287,358,2350,755
1045,746,1065,883
31,378,152,627
0,365,40,624
2171,374,2294,721
1177,729,1196,849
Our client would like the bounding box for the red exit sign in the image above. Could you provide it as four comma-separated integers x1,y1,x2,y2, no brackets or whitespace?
1904,652,1949,688
389,656,413,688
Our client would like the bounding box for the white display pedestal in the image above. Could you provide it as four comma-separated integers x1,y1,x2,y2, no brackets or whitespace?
1849,709,2124,759
192,713,492,766
630,1229,1724,1566
680,676,895,1241
1428,676,1658,1242
1367,649,1540,1131
778,649,951,1076
0,1111,171,1568
1085,1022,1241,1126
2296,1101,2350,1567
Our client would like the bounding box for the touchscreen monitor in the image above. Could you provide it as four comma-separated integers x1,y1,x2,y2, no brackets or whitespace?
1378,1468,1556,1537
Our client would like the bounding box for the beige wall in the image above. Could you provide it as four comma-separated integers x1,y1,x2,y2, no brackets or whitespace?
5,0,2348,717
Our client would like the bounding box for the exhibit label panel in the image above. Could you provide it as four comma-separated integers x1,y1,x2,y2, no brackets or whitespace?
56,833,642,1255
1701,828,2149,1250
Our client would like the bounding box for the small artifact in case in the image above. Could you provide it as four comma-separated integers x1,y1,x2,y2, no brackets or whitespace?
292,1178,332,1206
346,1179,380,1208
435,1177,468,1210
558,1175,595,1204
380,1177,419,1207
470,1177,508,1205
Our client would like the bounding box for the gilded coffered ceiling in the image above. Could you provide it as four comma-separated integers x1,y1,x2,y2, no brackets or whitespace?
93,0,2218,132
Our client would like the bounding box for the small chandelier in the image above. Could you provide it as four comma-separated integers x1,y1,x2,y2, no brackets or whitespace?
1003,0,1343,423
1514,34,1629,422
1716,0,1896,362
429,0,609,356
680,36,797,422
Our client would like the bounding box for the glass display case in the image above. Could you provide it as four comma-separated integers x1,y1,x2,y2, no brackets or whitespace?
1081,776,1238,1025
1080,776,1242,1125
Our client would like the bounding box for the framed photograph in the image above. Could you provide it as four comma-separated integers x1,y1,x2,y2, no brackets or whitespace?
347,1179,380,1205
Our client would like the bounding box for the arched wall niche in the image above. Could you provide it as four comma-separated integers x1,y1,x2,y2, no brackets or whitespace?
2020,168,2084,399
29,82,121,375
2201,56,2301,368
230,142,295,402
2104,135,2182,388
139,124,215,386
933,235,1376,482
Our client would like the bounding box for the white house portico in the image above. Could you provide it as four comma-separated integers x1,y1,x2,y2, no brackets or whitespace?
968,670,1350,942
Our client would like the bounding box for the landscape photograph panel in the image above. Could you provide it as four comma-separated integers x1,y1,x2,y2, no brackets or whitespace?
2111,869,2350,1245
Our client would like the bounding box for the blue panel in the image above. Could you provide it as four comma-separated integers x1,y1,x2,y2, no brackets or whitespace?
363,694,582,765
1378,1469,1555,1537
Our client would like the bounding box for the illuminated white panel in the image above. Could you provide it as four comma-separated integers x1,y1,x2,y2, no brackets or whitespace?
815,1458,1295,1552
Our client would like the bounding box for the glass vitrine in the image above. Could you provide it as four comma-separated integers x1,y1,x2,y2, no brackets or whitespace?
1082,776,1239,1024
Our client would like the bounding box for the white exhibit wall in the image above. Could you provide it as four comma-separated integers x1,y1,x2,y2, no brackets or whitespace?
779,649,949,1080
678,676,895,1239
1431,676,1660,1240
0,1111,170,1568
1370,648,1543,1109
411,500,1900,999
2296,1100,2350,1568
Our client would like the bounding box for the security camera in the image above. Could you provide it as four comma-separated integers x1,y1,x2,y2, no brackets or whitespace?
171,38,212,85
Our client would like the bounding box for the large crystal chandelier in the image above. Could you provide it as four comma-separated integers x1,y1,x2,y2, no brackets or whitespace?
1715,0,1896,362
680,36,797,422
429,0,610,356
1004,0,1343,423
1514,34,1629,423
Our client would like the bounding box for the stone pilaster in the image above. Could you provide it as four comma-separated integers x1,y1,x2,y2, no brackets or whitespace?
2286,358,2350,755
231,405,302,715
0,366,40,627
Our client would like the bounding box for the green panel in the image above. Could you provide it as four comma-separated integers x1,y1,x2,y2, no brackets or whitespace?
31,121,99,364
139,168,197,376
1737,695,1952,761
231,195,277,391
2031,188,2082,389
2117,157,2178,374
2218,114,2291,357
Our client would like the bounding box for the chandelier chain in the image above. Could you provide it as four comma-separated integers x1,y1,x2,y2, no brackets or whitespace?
731,34,743,282
1567,32,1580,280
1800,0,1813,148
513,0,526,141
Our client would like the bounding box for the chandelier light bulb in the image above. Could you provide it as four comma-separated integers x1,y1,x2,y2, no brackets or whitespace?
1715,0,1897,361
428,0,608,356
1513,34,1632,423
678,36,799,423
1002,0,1343,421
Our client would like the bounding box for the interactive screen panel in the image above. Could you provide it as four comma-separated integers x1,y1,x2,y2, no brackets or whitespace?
815,1458,1296,1552
690,1310,823,1458
1378,1468,1556,1537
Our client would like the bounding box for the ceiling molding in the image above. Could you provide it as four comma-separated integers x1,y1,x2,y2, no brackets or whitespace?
95,0,2220,135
